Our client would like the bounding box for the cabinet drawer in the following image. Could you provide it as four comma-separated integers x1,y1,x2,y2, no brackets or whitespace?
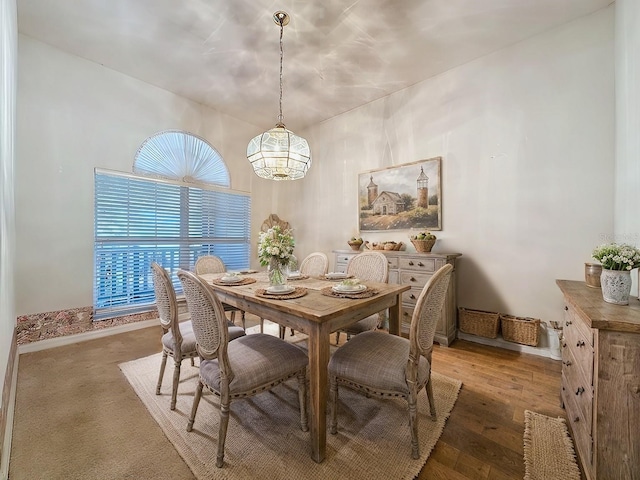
564,305,593,347
402,287,424,307
401,307,413,336
399,257,444,273
561,348,593,433
335,253,356,264
562,374,593,469
563,314,594,386
386,256,399,269
400,271,432,287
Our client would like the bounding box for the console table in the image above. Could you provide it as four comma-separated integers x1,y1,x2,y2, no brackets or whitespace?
333,249,461,345
556,280,640,480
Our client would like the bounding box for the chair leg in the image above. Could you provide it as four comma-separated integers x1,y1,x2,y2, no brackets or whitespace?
426,375,437,418
290,329,295,336
297,371,309,432
217,398,231,468
229,310,237,324
408,390,420,459
329,375,339,434
187,380,204,432
156,351,168,395
279,325,286,339
190,357,195,367
259,318,264,333
170,358,181,410
335,331,341,345
241,311,246,330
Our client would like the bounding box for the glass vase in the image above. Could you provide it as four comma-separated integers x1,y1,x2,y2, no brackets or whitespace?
268,258,286,288
600,268,632,305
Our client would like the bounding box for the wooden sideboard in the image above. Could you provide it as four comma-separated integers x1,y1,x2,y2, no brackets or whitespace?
333,250,461,346
556,280,640,480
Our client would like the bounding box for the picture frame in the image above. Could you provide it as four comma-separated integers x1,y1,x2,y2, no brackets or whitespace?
358,157,442,232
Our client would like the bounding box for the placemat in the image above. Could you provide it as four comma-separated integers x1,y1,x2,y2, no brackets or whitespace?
320,274,354,281
255,287,308,299
320,286,378,299
287,275,310,281
209,277,257,286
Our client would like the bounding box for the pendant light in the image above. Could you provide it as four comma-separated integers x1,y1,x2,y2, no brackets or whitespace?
247,11,311,181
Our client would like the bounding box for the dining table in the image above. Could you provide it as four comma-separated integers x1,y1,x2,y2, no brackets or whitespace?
198,271,410,463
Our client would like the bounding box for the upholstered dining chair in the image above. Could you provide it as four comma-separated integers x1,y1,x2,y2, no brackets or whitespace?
177,269,309,468
334,251,389,344
277,251,329,339
328,263,453,459
194,255,246,330
151,263,245,411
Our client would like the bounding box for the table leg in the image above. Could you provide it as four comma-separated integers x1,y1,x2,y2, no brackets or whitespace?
388,293,401,336
307,322,331,463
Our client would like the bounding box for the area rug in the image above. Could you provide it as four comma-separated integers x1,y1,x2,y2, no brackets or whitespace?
523,410,581,480
120,337,461,480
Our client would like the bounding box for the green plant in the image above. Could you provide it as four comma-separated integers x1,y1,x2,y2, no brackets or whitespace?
592,243,640,271
258,225,295,267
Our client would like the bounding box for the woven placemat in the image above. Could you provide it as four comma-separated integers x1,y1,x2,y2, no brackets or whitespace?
320,286,379,299
287,275,310,281
255,287,308,299
209,277,257,286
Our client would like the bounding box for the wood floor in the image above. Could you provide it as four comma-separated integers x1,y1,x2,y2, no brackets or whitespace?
10,314,567,479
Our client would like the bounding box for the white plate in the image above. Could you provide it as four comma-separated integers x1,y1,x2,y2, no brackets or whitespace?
287,271,302,279
266,285,295,295
325,272,347,280
332,284,366,293
220,276,242,284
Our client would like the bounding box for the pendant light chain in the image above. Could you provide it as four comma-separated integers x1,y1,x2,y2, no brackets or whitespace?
277,18,285,127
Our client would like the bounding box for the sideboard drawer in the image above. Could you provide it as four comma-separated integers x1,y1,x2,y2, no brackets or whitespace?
563,317,594,386
562,349,593,432
399,271,432,287
562,373,594,468
402,287,424,307
399,257,442,272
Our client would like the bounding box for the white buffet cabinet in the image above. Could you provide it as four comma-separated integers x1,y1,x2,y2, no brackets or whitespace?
333,249,461,346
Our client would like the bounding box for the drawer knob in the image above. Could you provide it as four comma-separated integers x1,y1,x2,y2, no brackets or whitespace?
564,306,568,311
576,340,585,347
418,262,424,267
574,416,580,423
575,387,585,396
562,360,572,366
562,342,567,348
410,294,416,300
408,261,414,266
565,320,572,326
410,276,417,282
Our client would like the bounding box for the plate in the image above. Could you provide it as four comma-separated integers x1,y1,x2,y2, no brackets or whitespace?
288,272,303,279
220,276,242,284
332,284,367,293
266,285,295,295
238,269,258,274
325,272,347,280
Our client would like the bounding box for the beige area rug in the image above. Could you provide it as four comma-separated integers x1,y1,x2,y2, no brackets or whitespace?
120,324,462,480
523,410,581,480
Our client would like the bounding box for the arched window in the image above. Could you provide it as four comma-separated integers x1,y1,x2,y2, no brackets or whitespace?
93,131,251,319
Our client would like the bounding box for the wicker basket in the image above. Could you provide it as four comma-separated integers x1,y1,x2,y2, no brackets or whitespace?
500,315,540,346
411,238,436,253
347,241,363,251
458,307,500,339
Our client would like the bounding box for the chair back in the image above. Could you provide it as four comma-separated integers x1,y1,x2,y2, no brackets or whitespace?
151,262,181,344
346,251,389,283
177,270,232,379
299,252,329,276
195,255,226,275
409,264,453,360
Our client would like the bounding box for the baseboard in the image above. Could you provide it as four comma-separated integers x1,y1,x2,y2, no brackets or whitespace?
1,329,18,480
457,331,559,359
18,318,159,354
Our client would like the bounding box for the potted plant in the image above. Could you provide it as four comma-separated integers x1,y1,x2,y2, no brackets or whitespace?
347,237,364,251
409,232,437,253
591,243,640,305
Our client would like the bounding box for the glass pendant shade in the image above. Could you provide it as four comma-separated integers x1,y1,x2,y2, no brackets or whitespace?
247,125,311,181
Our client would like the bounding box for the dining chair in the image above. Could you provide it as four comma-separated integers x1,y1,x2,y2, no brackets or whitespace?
335,251,389,344
151,262,246,411
328,263,453,459
278,251,329,339
194,254,246,329
177,270,309,468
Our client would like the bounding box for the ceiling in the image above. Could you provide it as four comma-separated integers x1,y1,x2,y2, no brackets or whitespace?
17,0,611,132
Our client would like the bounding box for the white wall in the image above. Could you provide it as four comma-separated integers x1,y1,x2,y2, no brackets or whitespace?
16,35,262,316
275,8,615,331
615,0,640,296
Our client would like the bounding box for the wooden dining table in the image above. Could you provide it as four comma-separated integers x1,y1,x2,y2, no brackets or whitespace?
198,272,410,463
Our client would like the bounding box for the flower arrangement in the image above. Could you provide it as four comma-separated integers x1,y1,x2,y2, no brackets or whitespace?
592,243,640,271
258,225,295,268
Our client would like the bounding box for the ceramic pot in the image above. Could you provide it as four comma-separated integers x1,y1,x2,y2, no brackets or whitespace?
600,268,632,305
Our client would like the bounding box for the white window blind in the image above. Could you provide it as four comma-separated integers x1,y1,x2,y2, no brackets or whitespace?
94,170,251,319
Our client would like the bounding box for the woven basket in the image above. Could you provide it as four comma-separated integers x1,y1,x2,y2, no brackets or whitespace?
458,307,500,339
500,315,540,346
411,238,436,253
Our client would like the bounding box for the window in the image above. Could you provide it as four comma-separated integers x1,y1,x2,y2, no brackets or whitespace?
93,131,250,319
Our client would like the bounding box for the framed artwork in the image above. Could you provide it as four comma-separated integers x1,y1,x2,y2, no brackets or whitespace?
358,157,442,232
